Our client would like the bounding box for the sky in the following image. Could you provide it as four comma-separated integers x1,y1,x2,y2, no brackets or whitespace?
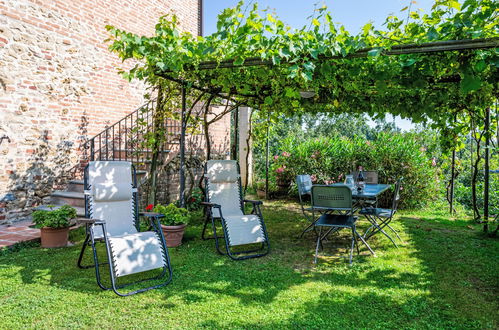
203,0,436,130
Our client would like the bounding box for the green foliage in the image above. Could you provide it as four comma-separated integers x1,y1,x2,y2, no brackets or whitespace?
31,205,77,229
106,0,498,150
184,188,204,211
0,240,40,257
105,0,498,220
452,143,499,214
153,203,190,226
262,133,440,208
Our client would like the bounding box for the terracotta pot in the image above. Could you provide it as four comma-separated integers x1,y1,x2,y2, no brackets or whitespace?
40,227,69,248
277,180,290,190
161,224,187,247
256,189,266,199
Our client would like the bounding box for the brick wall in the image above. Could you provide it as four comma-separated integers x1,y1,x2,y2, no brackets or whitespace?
140,104,232,207
0,0,232,223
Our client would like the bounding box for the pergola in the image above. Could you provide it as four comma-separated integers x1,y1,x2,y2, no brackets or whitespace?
152,36,498,228
105,1,498,233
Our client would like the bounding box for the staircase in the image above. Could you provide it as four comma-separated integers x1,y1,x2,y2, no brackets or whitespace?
47,99,181,216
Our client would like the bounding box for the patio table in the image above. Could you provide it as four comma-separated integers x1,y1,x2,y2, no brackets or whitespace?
349,184,390,199
332,183,391,210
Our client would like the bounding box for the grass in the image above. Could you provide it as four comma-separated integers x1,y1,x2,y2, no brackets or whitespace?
0,198,497,329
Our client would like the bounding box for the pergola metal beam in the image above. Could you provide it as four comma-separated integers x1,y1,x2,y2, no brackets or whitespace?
157,73,262,102
168,37,498,72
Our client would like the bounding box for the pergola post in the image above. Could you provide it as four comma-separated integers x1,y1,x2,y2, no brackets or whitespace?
179,85,187,208
265,114,270,200
450,148,456,214
483,107,490,232
238,107,252,189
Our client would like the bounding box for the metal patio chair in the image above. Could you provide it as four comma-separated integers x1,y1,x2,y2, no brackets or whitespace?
201,160,270,260
359,178,403,247
296,174,316,237
312,185,375,264
351,170,379,184
77,161,172,296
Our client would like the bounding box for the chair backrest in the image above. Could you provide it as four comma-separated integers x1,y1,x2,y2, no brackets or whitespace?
351,171,378,184
311,185,352,212
85,161,138,237
205,160,243,217
296,175,312,196
391,178,403,212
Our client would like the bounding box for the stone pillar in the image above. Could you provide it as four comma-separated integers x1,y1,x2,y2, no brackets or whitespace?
238,107,253,188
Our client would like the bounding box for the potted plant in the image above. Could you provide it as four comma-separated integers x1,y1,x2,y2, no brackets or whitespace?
32,205,77,248
152,203,189,247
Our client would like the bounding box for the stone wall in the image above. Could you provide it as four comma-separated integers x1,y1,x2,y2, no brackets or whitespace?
0,0,221,223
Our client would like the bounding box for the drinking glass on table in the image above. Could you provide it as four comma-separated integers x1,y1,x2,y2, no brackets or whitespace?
344,175,355,190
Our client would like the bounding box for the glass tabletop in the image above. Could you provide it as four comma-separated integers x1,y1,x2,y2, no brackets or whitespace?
332,183,391,198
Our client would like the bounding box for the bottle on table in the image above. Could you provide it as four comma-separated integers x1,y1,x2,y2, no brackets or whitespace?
357,166,365,192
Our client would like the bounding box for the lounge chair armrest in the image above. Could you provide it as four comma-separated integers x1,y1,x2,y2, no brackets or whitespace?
201,202,221,209
139,212,165,219
77,218,105,225
139,212,165,232
243,199,263,206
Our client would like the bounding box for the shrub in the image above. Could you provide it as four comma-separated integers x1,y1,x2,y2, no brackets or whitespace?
259,132,440,208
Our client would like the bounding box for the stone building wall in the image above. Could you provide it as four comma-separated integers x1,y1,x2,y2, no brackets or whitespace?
0,0,232,223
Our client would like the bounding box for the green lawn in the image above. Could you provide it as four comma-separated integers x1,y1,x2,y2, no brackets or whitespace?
0,199,497,329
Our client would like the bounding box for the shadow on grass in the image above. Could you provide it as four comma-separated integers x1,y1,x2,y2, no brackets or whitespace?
398,215,498,328
0,200,497,328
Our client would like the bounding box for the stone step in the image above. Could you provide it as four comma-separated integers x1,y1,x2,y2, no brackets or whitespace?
50,191,85,208
136,170,147,178
36,205,85,217
67,179,84,193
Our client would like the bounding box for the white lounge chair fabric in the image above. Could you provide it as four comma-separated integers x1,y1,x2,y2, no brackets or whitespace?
208,182,243,217
93,182,133,202
87,162,137,239
205,160,268,250
205,160,240,182
206,160,243,218
223,215,266,246
86,161,167,276
108,232,165,277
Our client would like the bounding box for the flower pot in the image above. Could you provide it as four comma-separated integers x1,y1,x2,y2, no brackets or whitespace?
40,227,69,248
256,189,266,199
161,224,187,247
277,180,290,190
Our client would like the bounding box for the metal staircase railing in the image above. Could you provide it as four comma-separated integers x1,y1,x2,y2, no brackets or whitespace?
83,99,181,163
52,99,183,185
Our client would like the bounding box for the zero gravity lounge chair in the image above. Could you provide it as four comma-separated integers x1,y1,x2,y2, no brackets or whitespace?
77,161,172,296
201,160,270,260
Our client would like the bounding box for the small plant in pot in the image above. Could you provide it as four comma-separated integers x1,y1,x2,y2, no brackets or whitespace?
32,205,77,248
152,203,189,247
